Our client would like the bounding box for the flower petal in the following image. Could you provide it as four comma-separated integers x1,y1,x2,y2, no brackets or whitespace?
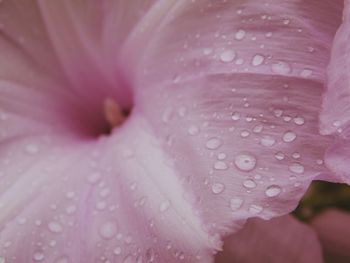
320,1,350,183
215,215,323,263
312,209,350,263
132,0,343,237
0,114,215,262
37,0,156,110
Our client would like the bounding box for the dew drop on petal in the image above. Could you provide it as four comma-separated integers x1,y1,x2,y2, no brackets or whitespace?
235,29,246,40
240,130,250,138
99,221,117,239
243,179,257,189
48,221,63,233
114,247,122,255
220,49,236,62
230,197,243,211
260,136,276,147
289,163,304,174
212,183,225,194
231,112,241,121
252,54,265,66
265,185,282,197
271,61,292,75
248,204,263,214
300,69,313,78
33,251,45,261
275,152,285,160
282,131,297,143
293,117,305,125
235,153,257,171
188,125,200,136
217,153,227,160
253,125,263,133
206,137,222,150
214,161,228,170
203,48,213,55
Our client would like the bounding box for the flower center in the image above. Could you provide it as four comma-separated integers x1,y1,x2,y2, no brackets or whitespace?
101,98,130,135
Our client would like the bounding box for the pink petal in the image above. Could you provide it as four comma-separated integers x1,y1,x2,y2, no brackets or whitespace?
0,0,345,262
320,1,350,183
215,215,323,263
312,209,350,263
132,0,343,236
0,114,215,262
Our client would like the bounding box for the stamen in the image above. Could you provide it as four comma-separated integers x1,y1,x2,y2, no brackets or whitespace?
103,98,126,129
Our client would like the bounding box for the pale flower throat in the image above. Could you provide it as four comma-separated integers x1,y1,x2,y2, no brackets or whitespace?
103,98,127,129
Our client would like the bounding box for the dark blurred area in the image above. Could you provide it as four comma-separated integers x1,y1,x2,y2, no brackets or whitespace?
293,181,350,222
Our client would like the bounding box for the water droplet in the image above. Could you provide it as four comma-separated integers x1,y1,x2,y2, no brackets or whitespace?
212,183,225,194
240,130,250,138
160,200,171,212
65,205,77,215
292,152,301,159
275,152,285,160
253,125,263,133
48,221,63,233
282,131,297,143
214,161,228,170
206,137,222,150
235,153,257,171
99,221,117,239
283,19,291,25
265,185,282,197
217,153,227,160
271,61,292,75
203,48,213,55
289,163,304,174
33,251,45,261
273,109,283,117
113,247,122,255
300,69,313,78
25,144,39,155
293,117,305,125
243,179,257,189
248,204,263,214
252,54,265,66
231,112,241,121
235,29,246,40
220,49,236,62
260,136,276,147
188,125,200,136
230,197,243,211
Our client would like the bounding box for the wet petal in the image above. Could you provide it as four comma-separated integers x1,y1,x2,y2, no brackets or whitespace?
312,209,350,263
134,0,343,236
320,1,350,183
0,114,214,262
215,215,323,263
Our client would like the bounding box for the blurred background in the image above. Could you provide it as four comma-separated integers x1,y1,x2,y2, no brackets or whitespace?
215,181,350,263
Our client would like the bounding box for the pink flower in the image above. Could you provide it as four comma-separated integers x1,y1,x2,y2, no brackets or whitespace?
0,0,348,262
216,209,350,263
